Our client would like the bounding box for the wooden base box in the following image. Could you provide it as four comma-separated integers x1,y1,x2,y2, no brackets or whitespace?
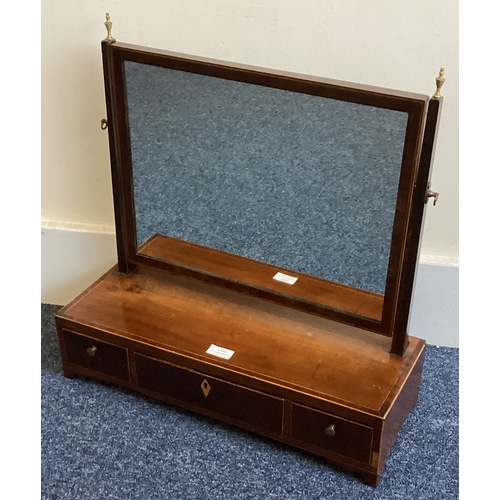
56,263,425,486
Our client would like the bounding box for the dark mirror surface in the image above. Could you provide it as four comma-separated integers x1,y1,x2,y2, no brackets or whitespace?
124,61,408,295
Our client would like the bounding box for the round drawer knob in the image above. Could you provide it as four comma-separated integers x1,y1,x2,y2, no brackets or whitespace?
86,346,97,357
325,424,336,437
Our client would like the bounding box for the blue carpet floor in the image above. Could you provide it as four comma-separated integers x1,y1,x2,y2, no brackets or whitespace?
41,303,458,499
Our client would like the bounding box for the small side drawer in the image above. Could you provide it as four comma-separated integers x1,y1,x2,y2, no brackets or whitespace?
291,403,373,463
136,354,283,435
62,330,130,382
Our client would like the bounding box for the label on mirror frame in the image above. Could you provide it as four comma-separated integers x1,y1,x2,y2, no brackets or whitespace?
206,344,235,360
273,272,298,285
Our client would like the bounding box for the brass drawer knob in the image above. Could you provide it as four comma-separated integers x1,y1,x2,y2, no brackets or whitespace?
86,346,97,357
325,424,336,437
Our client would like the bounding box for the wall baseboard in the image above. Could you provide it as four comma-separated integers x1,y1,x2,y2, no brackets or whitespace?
41,225,458,347
41,224,117,307
408,260,458,347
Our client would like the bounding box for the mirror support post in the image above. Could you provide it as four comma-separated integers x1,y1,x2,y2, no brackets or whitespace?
390,96,443,357
102,38,136,275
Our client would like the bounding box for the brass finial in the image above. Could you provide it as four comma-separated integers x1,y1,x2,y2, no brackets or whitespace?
104,13,116,42
432,68,445,98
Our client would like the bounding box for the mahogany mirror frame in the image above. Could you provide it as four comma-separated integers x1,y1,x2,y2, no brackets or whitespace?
101,38,442,357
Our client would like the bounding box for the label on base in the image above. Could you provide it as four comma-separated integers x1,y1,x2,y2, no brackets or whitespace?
206,344,235,360
273,272,298,285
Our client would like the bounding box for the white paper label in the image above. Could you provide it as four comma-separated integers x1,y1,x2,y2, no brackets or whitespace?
206,344,235,360
273,272,298,285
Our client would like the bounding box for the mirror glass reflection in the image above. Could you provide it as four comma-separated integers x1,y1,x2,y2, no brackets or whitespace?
124,61,408,295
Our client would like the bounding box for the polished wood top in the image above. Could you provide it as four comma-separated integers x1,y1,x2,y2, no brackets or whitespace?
58,264,424,414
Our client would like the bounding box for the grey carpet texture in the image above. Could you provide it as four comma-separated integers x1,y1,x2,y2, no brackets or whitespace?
125,61,408,295
42,304,458,499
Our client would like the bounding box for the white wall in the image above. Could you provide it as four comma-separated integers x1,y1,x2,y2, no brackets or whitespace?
41,1,459,345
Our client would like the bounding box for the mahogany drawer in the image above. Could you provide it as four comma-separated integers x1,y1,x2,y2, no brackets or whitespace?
135,353,284,435
290,403,374,463
62,330,130,382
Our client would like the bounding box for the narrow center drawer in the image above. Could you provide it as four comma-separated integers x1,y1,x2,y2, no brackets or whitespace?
62,330,130,382
291,403,373,463
135,353,283,435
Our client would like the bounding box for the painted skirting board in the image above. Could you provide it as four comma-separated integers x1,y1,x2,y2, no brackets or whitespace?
41,223,117,307
41,224,458,347
408,262,458,347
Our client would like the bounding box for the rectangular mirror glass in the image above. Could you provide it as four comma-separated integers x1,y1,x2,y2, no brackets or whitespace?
124,61,409,316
